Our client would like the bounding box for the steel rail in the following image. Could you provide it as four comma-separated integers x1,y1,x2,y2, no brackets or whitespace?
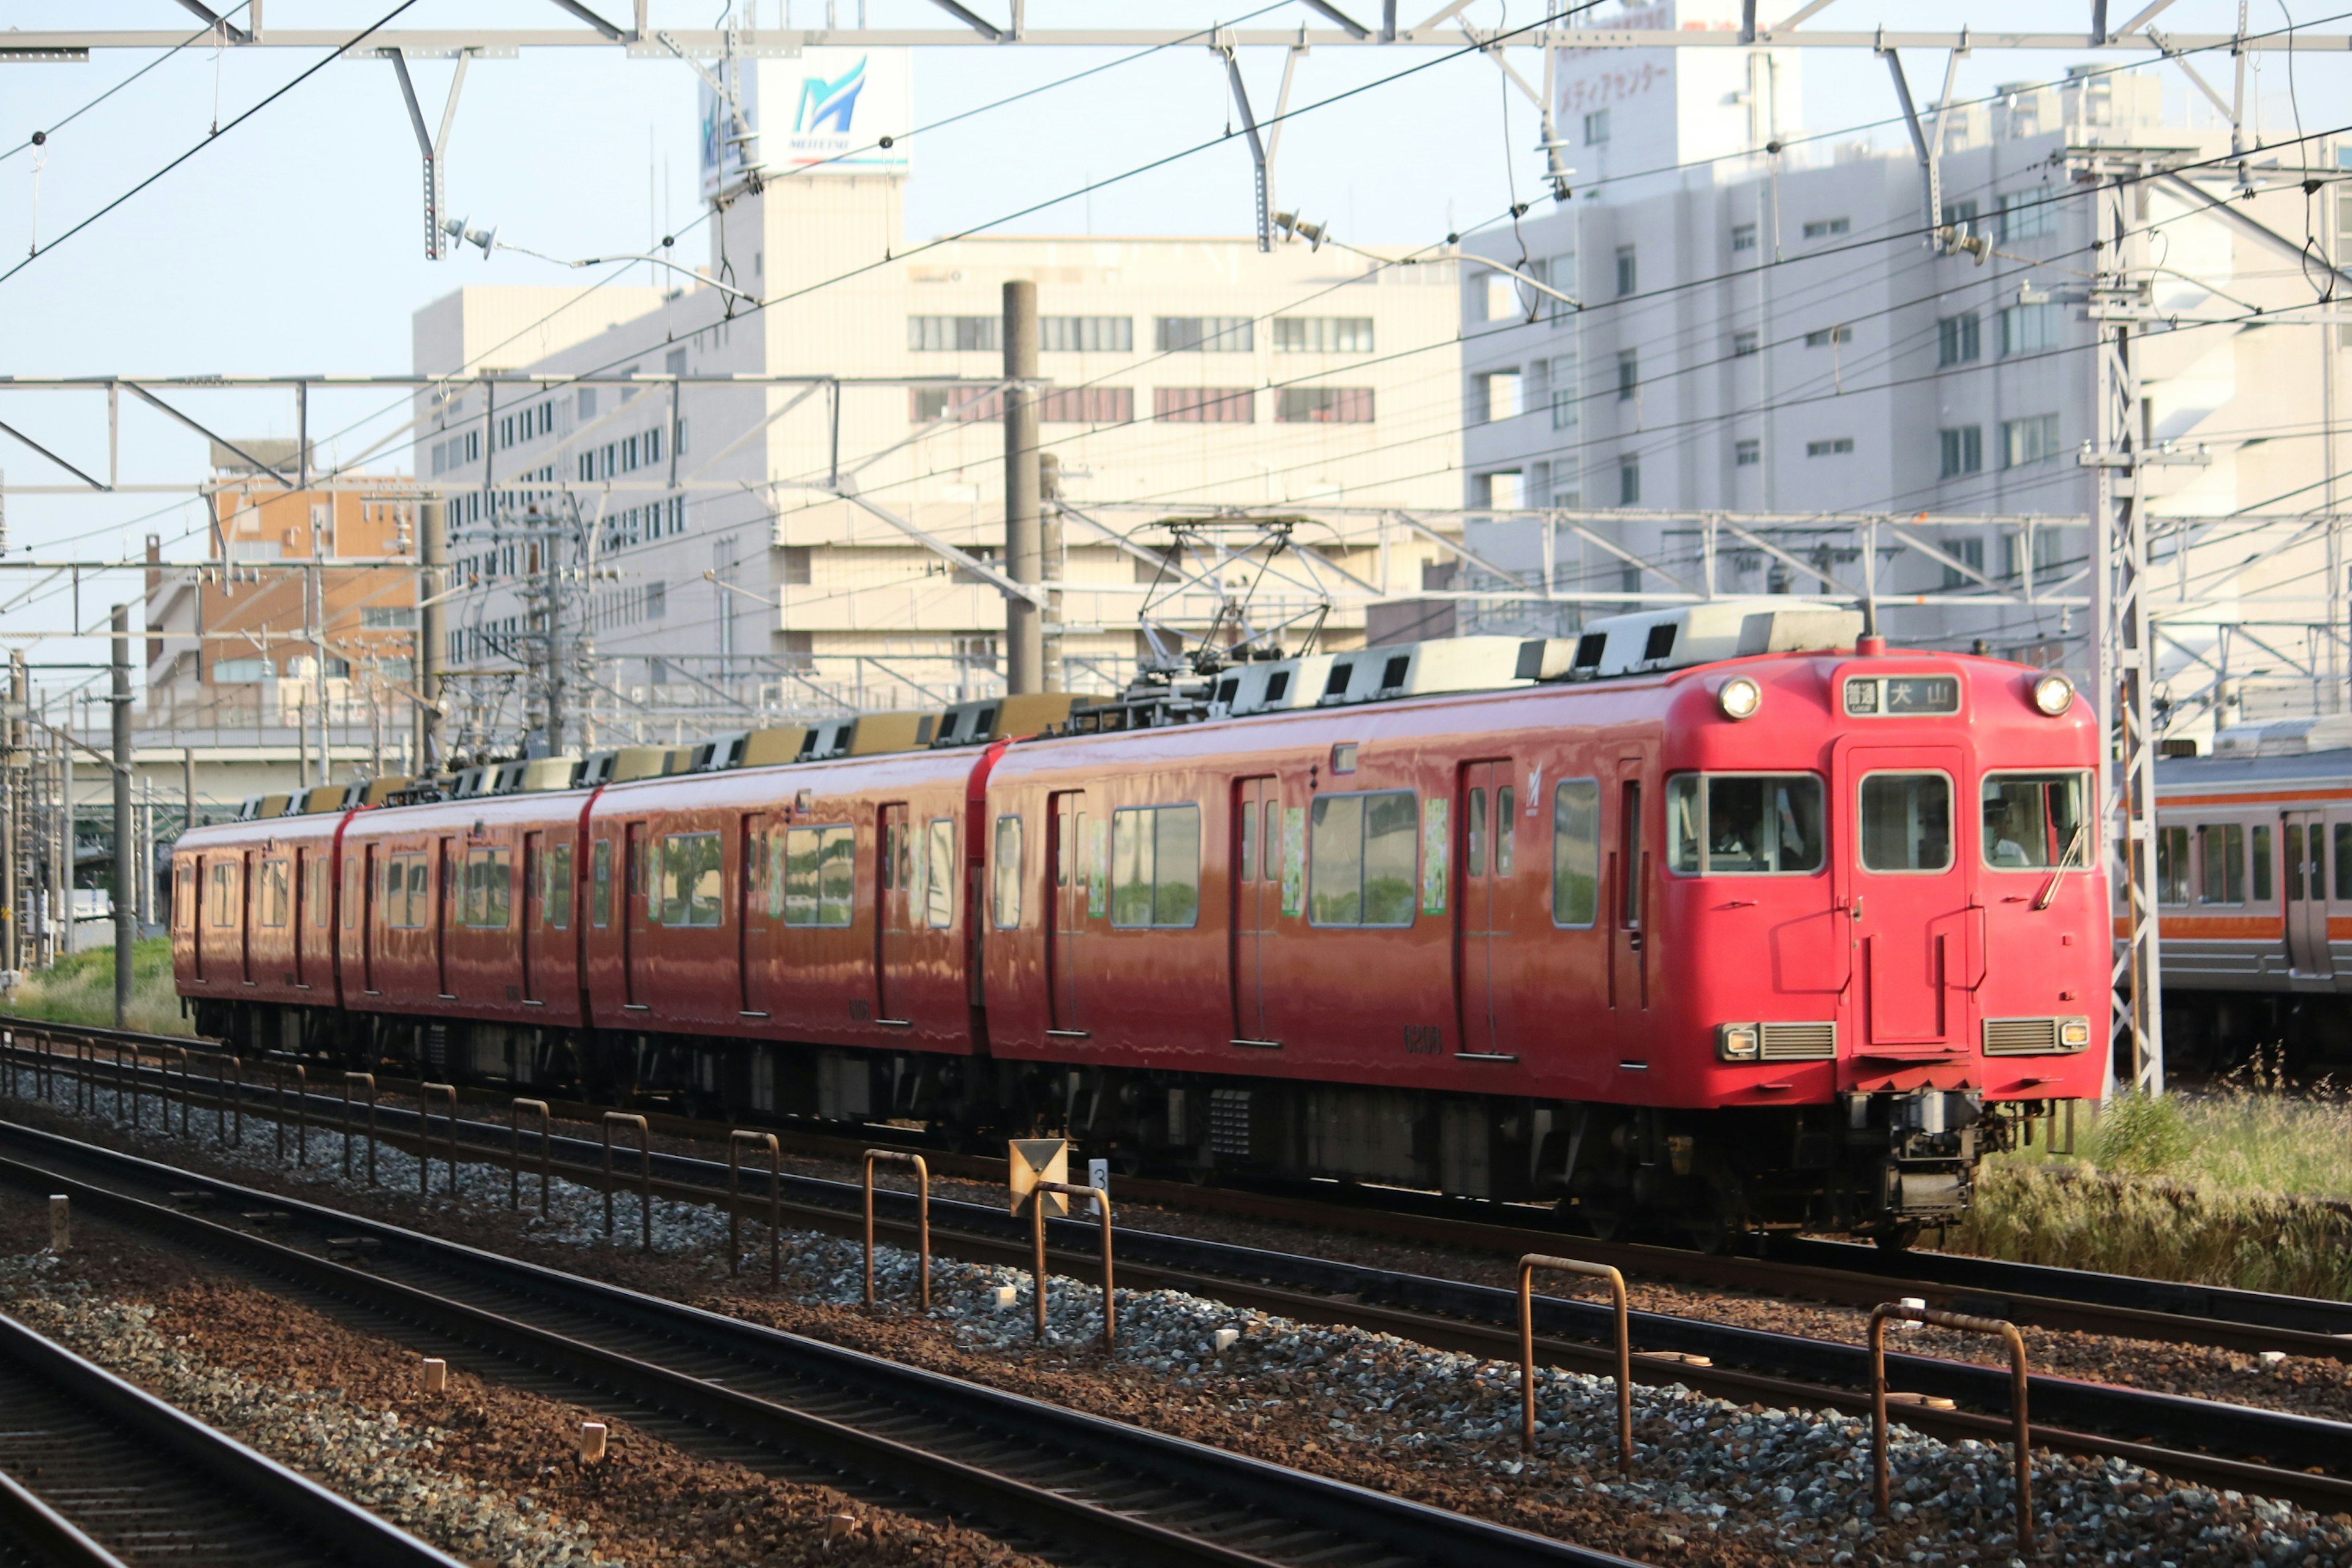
0,1123,1651,1568
2,1101,2351,1517
0,1307,469,1567
13,1012,2349,1350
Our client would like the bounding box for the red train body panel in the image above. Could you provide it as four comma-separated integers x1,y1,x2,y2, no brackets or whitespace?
172,639,2109,1238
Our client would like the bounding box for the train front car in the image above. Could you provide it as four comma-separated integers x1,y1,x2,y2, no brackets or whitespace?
1630,636,2109,1245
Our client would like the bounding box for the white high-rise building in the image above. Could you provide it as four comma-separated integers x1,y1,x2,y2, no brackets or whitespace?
412,48,1466,748
1460,1,2350,738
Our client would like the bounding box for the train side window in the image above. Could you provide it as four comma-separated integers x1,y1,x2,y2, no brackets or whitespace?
2286,824,2305,900
174,864,194,931
1553,780,1600,927
1264,801,1282,883
660,832,725,928
1495,786,1516,876
2251,825,2274,902
925,818,957,929
993,815,1024,928
342,857,361,929
257,858,289,927
2334,825,2352,901
548,844,575,929
2154,826,2191,906
1982,772,2087,870
591,840,613,928
1238,799,1257,883
462,847,514,929
408,859,430,925
1858,773,1953,873
1465,788,1487,877
2198,824,2245,904
2315,826,2330,901
311,858,332,926
1306,791,1415,928
209,862,232,926
1668,774,1825,874
1111,804,1203,929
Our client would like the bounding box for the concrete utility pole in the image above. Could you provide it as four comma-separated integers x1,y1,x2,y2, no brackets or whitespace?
1040,450,1065,693
3,651,22,976
56,723,72,959
181,747,194,840
1002,279,1044,695
111,605,133,1025
419,495,447,769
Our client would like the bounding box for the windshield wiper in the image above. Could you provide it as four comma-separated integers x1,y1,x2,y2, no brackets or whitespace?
2034,820,2090,911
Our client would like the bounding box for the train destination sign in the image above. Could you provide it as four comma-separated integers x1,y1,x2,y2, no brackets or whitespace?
1843,675,1961,717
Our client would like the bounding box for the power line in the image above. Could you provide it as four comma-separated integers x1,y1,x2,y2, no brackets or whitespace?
0,0,424,287
0,2,254,167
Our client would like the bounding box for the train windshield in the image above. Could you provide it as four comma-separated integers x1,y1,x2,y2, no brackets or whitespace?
1668,774,1826,875
1980,772,2089,870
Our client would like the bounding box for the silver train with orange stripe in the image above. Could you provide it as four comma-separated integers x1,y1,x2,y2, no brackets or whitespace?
2154,718,2352,1066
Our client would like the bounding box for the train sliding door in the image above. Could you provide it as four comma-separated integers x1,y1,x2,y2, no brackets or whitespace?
1048,792,1089,1038
876,804,913,1025
521,831,545,1005
2283,812,2333,980
622,822,649,1009
1456,760,1520,1058
741,813,774,1018
1230,778,1279,1047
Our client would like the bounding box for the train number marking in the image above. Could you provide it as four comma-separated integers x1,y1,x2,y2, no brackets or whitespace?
1403,1024,1443,1055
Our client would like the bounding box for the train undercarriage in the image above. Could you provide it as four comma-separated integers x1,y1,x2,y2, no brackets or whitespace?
189,996,2024,1248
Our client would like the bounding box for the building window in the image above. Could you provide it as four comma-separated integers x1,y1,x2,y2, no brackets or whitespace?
1276,386,1374,423
1583,108,1610,145
1155,387,1254,423
2001,413,2062,467
910,386,1006,423
908,315,1000,352
780,546,812,586
2000,302,2062,356
1937,312,1981,365
1039,315,1133,352
1616,350,1638,400
1806,437,1855,457
211,657,270,684
360,607,417,628
1618,459,1641,506
1614,246,1637,297
1940,426,1985,477
1480,470,1524,510
1801,217,1851,240
1731,223,1757,252
1155,317,1254,352
1940,537,1987,589
1942,198,1980,228
1273,317,1373,353
1732,330,1758,356
1997,189,2056,241
1735,439,1760,467
1476,371,1521,424
1548,352,1579,429
1803,325,1853,347
1038,386,1134,424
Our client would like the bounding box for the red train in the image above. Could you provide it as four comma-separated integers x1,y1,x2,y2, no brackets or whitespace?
171,601,2110,1244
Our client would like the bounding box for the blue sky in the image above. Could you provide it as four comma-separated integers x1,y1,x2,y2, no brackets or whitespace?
0,1,2337,673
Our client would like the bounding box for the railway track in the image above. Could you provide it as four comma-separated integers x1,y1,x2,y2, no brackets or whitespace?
11,1021,2352,1510
13,1012,2346,1359
0,1118,1648,1568
0,1294,467,1568
8,1070,2352,1526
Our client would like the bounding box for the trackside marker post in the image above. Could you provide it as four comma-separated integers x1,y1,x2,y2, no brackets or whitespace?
1518,1253,1631,1471
47,1195,67,1252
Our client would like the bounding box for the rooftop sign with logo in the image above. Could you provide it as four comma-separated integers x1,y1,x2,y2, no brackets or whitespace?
699,48,912,202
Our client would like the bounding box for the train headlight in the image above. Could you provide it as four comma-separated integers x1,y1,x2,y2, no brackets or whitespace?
1718,677,1763,721
2031,673,2075,716
2058,1017,2092,1050
1717,1023,1760,1061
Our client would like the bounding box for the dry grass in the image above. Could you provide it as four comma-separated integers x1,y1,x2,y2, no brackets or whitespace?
1950,1055,2352,1300
3,940,192,1036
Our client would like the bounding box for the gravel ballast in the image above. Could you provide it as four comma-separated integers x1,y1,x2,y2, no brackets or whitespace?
9,1074,2352,1566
